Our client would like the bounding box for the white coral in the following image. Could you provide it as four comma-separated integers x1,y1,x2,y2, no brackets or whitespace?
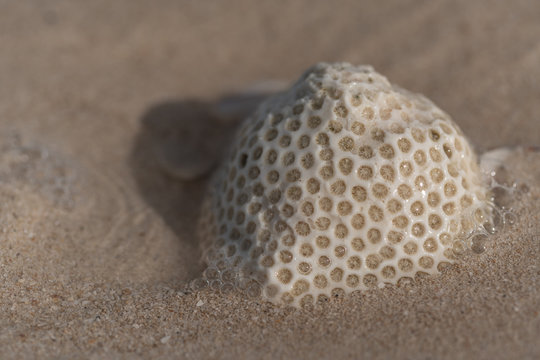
198,62,492,307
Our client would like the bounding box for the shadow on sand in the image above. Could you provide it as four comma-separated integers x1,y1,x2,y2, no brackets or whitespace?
129,90,276,281
129,100,237,250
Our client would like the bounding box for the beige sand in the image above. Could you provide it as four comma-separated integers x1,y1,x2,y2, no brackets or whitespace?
0,1,539,358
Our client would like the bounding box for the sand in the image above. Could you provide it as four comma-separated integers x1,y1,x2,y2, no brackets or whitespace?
0,0,539,358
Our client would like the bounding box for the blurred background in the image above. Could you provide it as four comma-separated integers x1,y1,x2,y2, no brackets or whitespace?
1,0,539,152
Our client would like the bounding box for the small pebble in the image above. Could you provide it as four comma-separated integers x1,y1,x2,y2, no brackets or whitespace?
160,335,171,344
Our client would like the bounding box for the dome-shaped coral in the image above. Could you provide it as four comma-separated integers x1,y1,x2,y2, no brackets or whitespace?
197,62,492,307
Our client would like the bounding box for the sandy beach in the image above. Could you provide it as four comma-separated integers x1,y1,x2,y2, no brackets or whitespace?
0,1,539,358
